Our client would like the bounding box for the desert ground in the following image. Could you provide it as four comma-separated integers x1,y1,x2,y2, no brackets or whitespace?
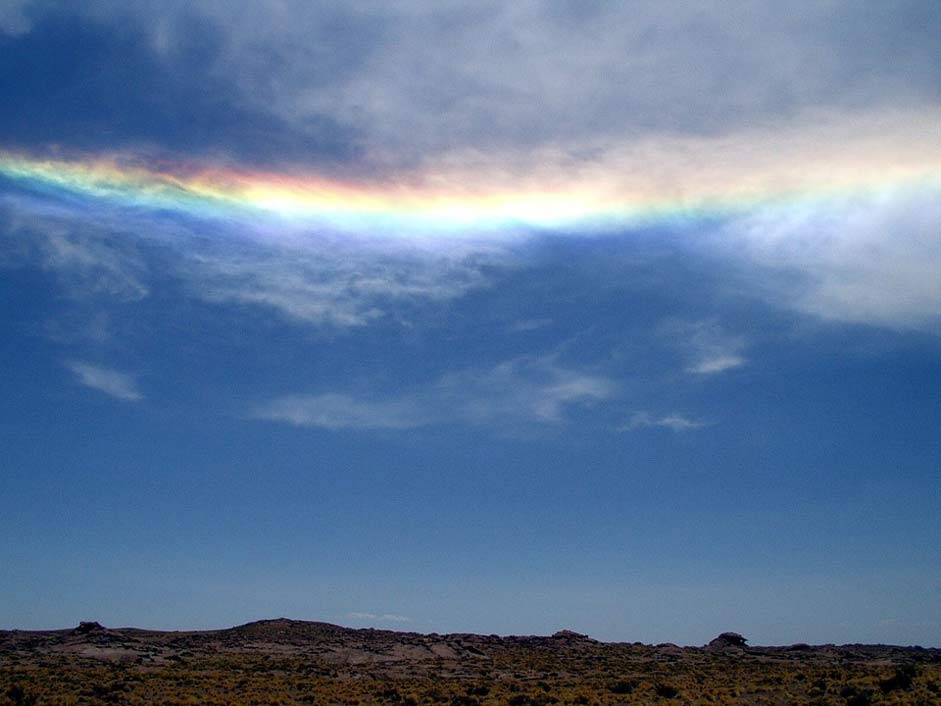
1,619,938,706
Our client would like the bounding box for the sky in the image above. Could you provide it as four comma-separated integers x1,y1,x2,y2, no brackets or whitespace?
1,1,940,647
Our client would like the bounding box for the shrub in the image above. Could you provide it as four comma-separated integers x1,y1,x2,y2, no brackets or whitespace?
450,697,477,706
846,692,872,706
4,685,37,706
607,680,636,695
654,683,679,698
880,664,916,693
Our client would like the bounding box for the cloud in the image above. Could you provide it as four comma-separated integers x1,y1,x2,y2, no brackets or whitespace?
346,612,412,624
660,320,747,376
0,1,31,36
3,4,940,340
0,6,355,165
0,202,150,301
255,357,615,431
187,239,495,328
255,393,425,431
622,412,708,432
210,4,933,160
9,2,940,169
65,361,143,401
436,357,614,425
508,318,553,333
39,231,148,300
686,355,746,376
722,186,941,333
1,194,497,330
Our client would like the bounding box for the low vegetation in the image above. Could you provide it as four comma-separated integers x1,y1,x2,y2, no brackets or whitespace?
1,620,938,706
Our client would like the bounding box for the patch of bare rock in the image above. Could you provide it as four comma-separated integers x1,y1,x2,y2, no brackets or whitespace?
706,631,749,652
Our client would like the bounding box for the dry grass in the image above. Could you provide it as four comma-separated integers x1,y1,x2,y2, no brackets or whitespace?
2,621,938,706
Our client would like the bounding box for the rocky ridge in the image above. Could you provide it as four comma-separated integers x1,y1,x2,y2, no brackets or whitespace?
1,619,936,672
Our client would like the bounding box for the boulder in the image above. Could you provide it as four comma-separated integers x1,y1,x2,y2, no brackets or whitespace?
72,621,105,635
707,632,748,650
552,630,589,640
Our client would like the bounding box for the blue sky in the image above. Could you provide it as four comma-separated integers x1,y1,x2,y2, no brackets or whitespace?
1,1,940,646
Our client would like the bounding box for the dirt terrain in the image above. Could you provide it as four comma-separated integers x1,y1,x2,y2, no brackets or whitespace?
1,619,938,705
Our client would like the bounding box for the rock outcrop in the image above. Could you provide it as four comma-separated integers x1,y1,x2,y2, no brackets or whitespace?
72,622,105,635
707,632,748,650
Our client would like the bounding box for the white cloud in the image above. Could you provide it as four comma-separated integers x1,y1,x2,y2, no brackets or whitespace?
622,411,708,432
0,0,31,36
1,196,496,330
65,361,144,401
346,612,412,624
41,231,148,300
723,186,941,333
660,320,747,376
255,393,425,430
686,355,746,376
255,357,615,431
187,241,493,328
508,318,553,333
92,3,941,161
0,200,150,301
436,357,615,425
16,1,936,172
5,2,940,340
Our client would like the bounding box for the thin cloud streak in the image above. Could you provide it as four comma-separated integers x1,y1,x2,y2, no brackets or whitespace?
660,320,748,376
687,355,747,376
346,612,412,624
65,361,143,401
0,1,31,36
186,241,496,328
1,203,150,301
255,393,425,431
255,357,615,431
621,412,709,432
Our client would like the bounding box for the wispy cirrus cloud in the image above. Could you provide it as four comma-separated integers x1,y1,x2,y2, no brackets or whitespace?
660,320,747,376
186,239,496,328
686,354,746,376
65,361,143,401
346,612,412,624
1,203,149,301
0,1,31,36
435,357,615,425
621,411,709,432
0,196,498,330
255,356,614,431
255,393,425,431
